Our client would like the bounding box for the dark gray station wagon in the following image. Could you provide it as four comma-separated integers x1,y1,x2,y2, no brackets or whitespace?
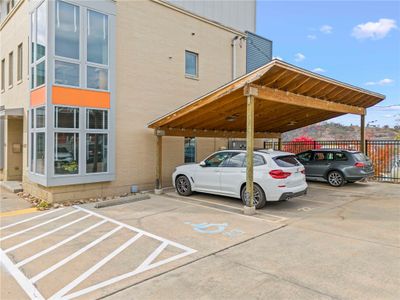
296,149,374,187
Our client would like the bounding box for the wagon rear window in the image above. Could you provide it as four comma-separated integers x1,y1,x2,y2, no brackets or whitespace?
274,155,300,167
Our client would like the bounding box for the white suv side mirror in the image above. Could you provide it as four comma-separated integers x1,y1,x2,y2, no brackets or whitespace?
199,161,206,167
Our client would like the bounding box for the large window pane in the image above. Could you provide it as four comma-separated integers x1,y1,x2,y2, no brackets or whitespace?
55,60,79,86
55,1,79,59
30,133,34,172
31,11,36,63
35,132,45,174
36,61,45,86
36,107,45,128
184,137,196,163
55,132,79,174
87,109,107,129
87,10,108,65
86,134,107,173
55,106,79,128
185,51,198,77
87,66,108,90
36,2,46,61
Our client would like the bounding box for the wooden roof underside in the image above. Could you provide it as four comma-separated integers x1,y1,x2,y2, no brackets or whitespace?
148,60,385,138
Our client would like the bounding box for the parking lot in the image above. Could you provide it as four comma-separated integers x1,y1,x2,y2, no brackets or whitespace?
1,181,399,299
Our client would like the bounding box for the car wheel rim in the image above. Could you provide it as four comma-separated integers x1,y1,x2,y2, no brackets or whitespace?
329,172,342,186
243,188,260,206
177,178,188,193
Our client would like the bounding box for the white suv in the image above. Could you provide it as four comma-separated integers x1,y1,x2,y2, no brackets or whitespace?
172,150,308,209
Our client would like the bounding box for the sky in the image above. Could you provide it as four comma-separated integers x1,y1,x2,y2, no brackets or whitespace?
256,0,400,127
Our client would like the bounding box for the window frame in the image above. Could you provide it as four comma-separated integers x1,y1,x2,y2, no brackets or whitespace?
53,0,81,88
86,9,110,91
185,50,199,79
29,106,47,175
30,1,47,90
1,59,5,92
17,43,23,83
86,108,108,130
8,51,13,88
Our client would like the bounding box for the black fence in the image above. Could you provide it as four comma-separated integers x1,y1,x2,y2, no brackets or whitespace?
263,140,400,183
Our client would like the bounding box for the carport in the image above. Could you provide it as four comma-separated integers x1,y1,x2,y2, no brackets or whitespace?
148,60,385,214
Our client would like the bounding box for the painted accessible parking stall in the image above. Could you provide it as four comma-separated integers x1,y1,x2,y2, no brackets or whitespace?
0,195,282,300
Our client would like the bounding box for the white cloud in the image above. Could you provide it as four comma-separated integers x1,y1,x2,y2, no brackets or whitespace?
374,105,400,111
312,67,326,73
294,53,305,62
307,34,317,40
365,78,394,86
352,18,397,40
320,25,333,34
273,56,283,61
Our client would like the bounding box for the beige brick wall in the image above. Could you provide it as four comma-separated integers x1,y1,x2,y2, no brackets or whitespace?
13,0,248,202
0,0,30,181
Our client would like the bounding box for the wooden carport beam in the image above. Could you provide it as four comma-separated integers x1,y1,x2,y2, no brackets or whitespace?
159,128,280,139
155,129,163,193
245,84,366,115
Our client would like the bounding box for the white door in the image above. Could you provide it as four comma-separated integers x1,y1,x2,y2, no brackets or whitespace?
194,152,231,193
219,152,246,196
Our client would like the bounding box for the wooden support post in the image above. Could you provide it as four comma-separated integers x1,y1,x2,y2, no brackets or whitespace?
360,114,366,154
155,133,163,193
278,136,283,151
244,95,255,215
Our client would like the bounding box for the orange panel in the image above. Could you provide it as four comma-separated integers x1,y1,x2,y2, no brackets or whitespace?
30,86,46,107
52,86,110,108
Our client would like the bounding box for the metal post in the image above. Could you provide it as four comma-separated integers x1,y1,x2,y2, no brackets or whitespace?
360,114,366,154
155,133,163,194
244,95,255,215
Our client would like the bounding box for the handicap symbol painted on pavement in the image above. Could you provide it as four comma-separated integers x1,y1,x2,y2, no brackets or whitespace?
185,222,228,234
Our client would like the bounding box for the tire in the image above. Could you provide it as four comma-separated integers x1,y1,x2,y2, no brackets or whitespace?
327,170,345,187
175,175,193,196
241,184,266,209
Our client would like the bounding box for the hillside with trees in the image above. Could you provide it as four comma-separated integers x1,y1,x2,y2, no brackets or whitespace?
282,122,399,141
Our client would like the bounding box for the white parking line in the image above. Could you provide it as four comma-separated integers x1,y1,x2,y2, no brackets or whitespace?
16,220,107,268
0,208,65,231
0,210,78,242
50,233,144,299
4,214,91,254
0,250,44,300
1,206,197,300
30,225,123,283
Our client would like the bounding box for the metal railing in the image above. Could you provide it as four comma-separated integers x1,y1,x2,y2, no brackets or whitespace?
263,140,400,183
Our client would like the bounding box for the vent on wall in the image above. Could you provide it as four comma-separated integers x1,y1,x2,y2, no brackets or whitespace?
246,31,273,73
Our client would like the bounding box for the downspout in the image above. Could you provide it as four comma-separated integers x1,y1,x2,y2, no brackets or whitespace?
231,35,239,80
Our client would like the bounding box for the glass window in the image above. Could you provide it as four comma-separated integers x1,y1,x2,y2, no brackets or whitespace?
55,133,79,174
30,109,34,128
86,109,108,129
243,154,267,167
31,66,35,89
273,155,300,167
8,52,13,86
31,12,35,63
87,10,108,65
17,44,23,82
313,152,326,161
335,152,348,161
30,133,34,172
35,132,45,174
55,60,79,86
1,59,4,91
86,133,108,173
36,61,45,86
222,153,246,167
87,66,108,90
35,107,45,128
184,137,196,163
204,152,231,167
55,1,80,59
36,2,46,61
55,107,79,128
297,151,312,162
185,51,198,77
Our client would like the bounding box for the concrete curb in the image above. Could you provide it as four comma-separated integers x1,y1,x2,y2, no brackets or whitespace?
94,194,151,209
0,181,23,193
